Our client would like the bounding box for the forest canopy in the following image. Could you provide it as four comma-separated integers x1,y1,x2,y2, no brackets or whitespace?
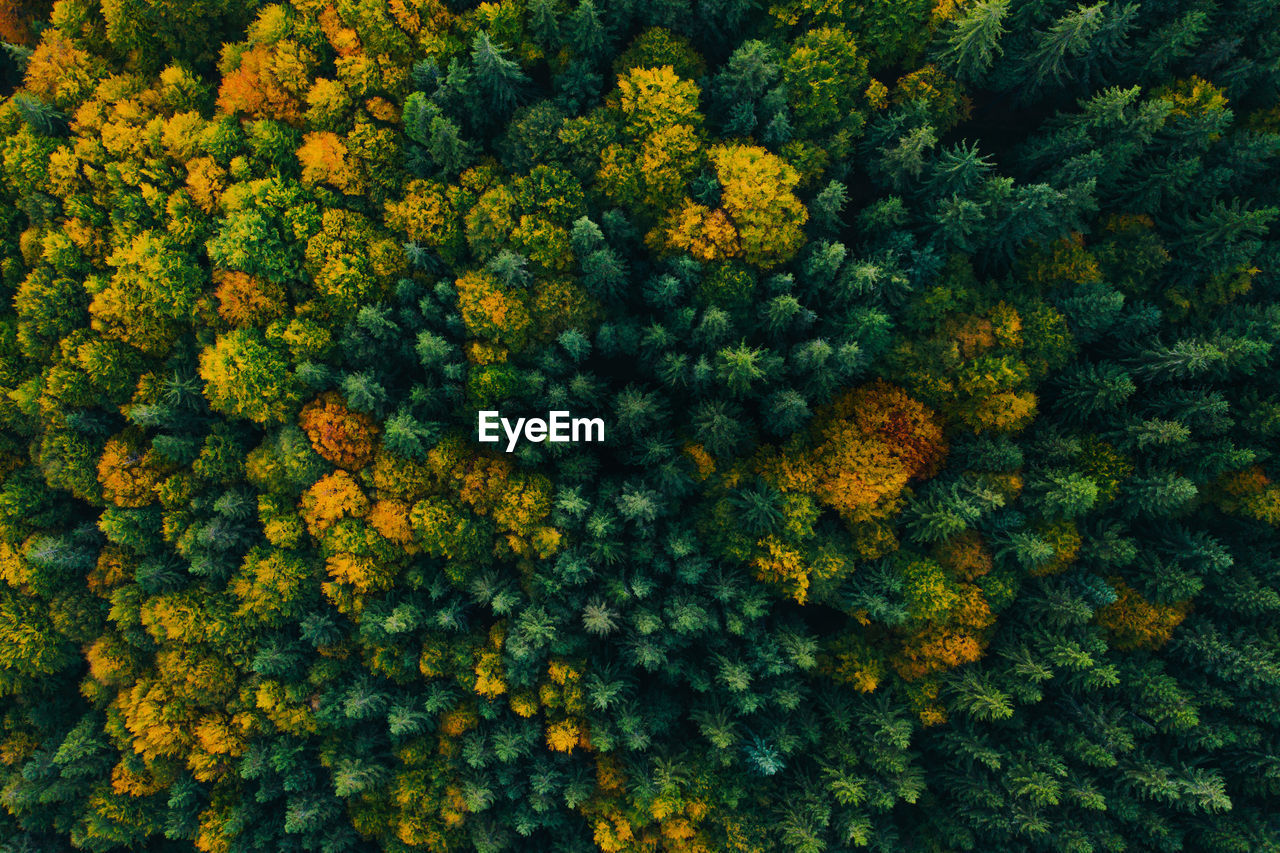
0,0,1278,851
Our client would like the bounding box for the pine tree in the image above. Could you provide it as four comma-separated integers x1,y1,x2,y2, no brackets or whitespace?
936,0,1010,83
470,33,531,119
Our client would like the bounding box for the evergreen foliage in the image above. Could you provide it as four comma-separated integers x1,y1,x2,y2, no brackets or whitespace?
0,0,1278,850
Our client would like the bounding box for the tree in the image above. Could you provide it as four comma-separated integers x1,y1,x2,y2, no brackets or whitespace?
12,92,66,135
470,32,530,119
404,93,475,179
782,26,870,160
198,329,301,424
92,231,206,355
936,0,1009,83
597,65,705,222
298,392,380,470
708,144,809,268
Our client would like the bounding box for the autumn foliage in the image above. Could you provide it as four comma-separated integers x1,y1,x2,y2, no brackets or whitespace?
299,392,380,470
1,0,1278,850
